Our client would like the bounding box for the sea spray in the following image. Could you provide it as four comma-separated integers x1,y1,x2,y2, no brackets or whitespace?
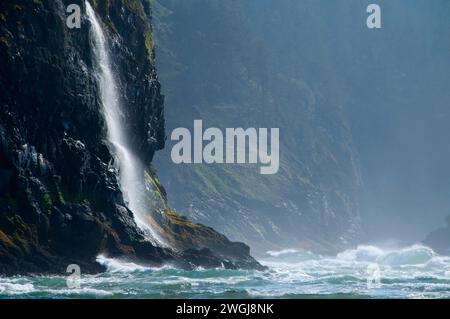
85,1,166,247
2,245,450,298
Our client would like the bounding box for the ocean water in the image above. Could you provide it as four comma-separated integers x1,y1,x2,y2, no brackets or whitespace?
1,244,450,299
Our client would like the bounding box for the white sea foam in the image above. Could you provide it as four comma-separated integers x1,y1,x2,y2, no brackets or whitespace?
96,255,152,273
337,244,436,266
2,244,450,298
266,248,299,257
0,280,35,295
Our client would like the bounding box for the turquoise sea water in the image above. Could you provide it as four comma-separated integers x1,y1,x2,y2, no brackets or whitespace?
1,245,450,299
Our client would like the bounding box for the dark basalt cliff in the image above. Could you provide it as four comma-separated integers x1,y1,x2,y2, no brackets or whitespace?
0,0,262,275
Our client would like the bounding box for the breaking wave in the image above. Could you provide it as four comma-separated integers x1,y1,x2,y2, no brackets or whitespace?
337,244,437,266
1,244,450,298
96,255,153,273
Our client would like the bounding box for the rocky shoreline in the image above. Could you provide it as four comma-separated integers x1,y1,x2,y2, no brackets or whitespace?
0,0,262,275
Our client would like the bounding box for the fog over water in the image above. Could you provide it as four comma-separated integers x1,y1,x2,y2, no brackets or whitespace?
341,1,450,242
153,0,450,246
247,0,450,242
1,0,450,299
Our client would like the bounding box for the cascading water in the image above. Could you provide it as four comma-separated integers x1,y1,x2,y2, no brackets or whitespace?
85,1,166,247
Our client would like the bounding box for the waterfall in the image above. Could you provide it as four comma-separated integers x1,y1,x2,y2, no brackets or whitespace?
85,1,166,247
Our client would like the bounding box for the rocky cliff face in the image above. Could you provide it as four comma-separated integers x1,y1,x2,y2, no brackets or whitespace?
0,0,261,275
151,0,362,254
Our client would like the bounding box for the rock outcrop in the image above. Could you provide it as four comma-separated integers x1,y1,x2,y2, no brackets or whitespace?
0,0,262,275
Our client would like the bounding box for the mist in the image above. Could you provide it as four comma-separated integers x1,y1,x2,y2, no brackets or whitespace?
151,0,450,249
2,0,450,299
245,0,450,241
336,0,450,242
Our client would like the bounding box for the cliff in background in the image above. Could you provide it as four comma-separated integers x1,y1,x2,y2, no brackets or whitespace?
424,216,450,255
150,0,450,250
151,0,362,254
0,0,261,275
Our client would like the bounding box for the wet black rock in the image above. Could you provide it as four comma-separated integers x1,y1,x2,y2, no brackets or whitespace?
0,0,262,275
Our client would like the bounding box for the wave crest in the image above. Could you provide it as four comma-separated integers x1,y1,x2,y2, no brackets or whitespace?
337,244,436,265
96,255,152,273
